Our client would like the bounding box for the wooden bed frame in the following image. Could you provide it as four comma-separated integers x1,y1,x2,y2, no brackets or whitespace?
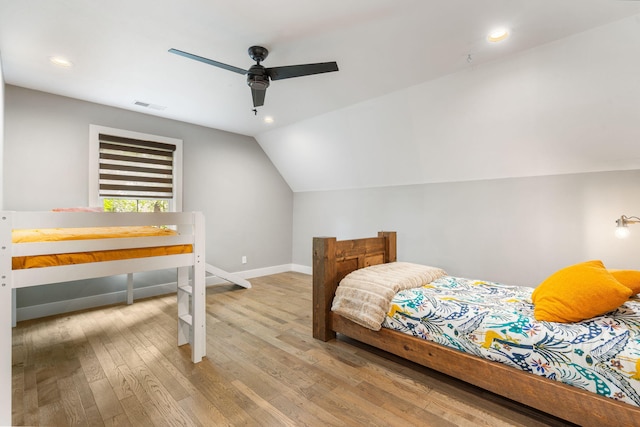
312,231,640,427
0,210,207,425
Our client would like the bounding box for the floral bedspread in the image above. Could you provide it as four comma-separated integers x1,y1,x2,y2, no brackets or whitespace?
382,276,640,406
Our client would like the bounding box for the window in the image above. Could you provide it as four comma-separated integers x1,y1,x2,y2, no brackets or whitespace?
89,125,183,212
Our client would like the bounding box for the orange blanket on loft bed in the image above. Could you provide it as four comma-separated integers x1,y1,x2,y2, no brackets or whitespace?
11,226,192,270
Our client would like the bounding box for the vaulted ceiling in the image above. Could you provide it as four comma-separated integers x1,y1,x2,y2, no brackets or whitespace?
2,1,640,191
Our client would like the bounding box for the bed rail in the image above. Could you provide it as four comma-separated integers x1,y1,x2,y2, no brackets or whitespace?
0,210,206,425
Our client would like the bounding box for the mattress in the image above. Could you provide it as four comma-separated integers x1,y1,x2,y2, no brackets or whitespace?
11,226,192,269
382,276,640,407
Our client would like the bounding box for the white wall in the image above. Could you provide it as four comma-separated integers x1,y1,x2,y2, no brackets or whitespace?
0,52,4,209
257,14,640,192
4,86,293,312
259,13,640,289
293,170,640,287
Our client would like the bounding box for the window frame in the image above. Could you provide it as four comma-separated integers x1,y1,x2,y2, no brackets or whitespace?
89,125,183,212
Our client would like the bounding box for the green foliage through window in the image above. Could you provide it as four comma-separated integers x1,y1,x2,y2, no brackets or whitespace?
103,199,168,213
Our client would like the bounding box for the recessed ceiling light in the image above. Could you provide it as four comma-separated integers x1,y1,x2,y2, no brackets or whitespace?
264,116,274,124
487,28,509,43
49,56,73,68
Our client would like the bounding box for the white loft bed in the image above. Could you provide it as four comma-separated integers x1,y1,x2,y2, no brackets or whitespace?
0,210,207,425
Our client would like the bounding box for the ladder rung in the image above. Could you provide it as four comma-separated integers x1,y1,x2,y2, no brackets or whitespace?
179,314,193,326
178,285,193,295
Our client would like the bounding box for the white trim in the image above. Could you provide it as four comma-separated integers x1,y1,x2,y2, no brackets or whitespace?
229,264,300,280
208,264,312,280
291,264,312,275
88,124,183,211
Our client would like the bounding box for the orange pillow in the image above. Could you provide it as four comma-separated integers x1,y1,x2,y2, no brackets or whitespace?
532,260,632,323
610,270,640,294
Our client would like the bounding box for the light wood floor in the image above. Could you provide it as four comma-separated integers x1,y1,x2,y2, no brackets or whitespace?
12,272,577,426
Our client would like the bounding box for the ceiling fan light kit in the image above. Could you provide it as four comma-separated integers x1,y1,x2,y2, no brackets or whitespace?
169,45,339,109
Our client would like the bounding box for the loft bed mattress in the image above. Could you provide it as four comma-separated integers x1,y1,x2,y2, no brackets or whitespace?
381,276,640,407
11,226,192,269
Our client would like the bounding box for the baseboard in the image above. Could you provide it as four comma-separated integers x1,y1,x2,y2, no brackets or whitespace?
16,281,178,322
291,264,312,275
231,263,310,279
16,264,313,322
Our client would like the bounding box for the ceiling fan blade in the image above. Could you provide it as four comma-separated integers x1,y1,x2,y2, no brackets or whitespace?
169,48,247,75
266,62,338,81
251,88,266,108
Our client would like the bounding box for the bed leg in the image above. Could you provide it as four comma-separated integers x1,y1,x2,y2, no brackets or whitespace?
176,211,206,363
191,211,206,362
126,273,133,305
12,289,16,327
313,237,337,341
0,212,12,424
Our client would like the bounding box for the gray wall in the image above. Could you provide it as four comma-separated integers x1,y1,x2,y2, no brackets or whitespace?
4,85,293,308
7,83,640,311
293,170,640,287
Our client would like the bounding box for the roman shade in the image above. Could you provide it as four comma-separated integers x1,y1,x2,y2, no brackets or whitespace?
98,133,176,199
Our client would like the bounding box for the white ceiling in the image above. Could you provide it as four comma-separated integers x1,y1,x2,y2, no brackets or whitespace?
2,0,640,138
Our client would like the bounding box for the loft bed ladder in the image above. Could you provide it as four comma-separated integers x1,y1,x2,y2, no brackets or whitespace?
176,263,250,366
177,212,206,363
177,265,206,363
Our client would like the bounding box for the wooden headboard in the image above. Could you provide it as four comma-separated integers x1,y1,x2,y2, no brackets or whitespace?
312,231,396,341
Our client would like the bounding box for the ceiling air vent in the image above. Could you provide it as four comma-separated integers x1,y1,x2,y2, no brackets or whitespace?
134,100,167,110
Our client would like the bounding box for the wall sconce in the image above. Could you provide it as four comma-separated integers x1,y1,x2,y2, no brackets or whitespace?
615,215,640,238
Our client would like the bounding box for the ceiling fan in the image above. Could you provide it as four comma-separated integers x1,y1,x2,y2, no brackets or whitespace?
169,46,339,108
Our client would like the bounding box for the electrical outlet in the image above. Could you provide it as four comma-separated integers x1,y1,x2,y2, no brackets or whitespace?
242,256,247,264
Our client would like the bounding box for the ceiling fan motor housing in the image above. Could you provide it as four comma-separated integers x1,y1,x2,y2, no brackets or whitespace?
247,64,270,90
248,46,269,63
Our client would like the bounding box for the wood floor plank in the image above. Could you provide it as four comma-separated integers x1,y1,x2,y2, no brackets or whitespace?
178,394,229,427
38,400,70,427
70,365,102,424
102,412,132,427
268,388,346,427
12,272,578,426
88,377,125,421
76,339,108,384
231,379,299,426
187,363,255,424
85,330,135,402
56,375,86,425
118,394,154,426
21,365,38,426
129,364,195,426
10,372,24,426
